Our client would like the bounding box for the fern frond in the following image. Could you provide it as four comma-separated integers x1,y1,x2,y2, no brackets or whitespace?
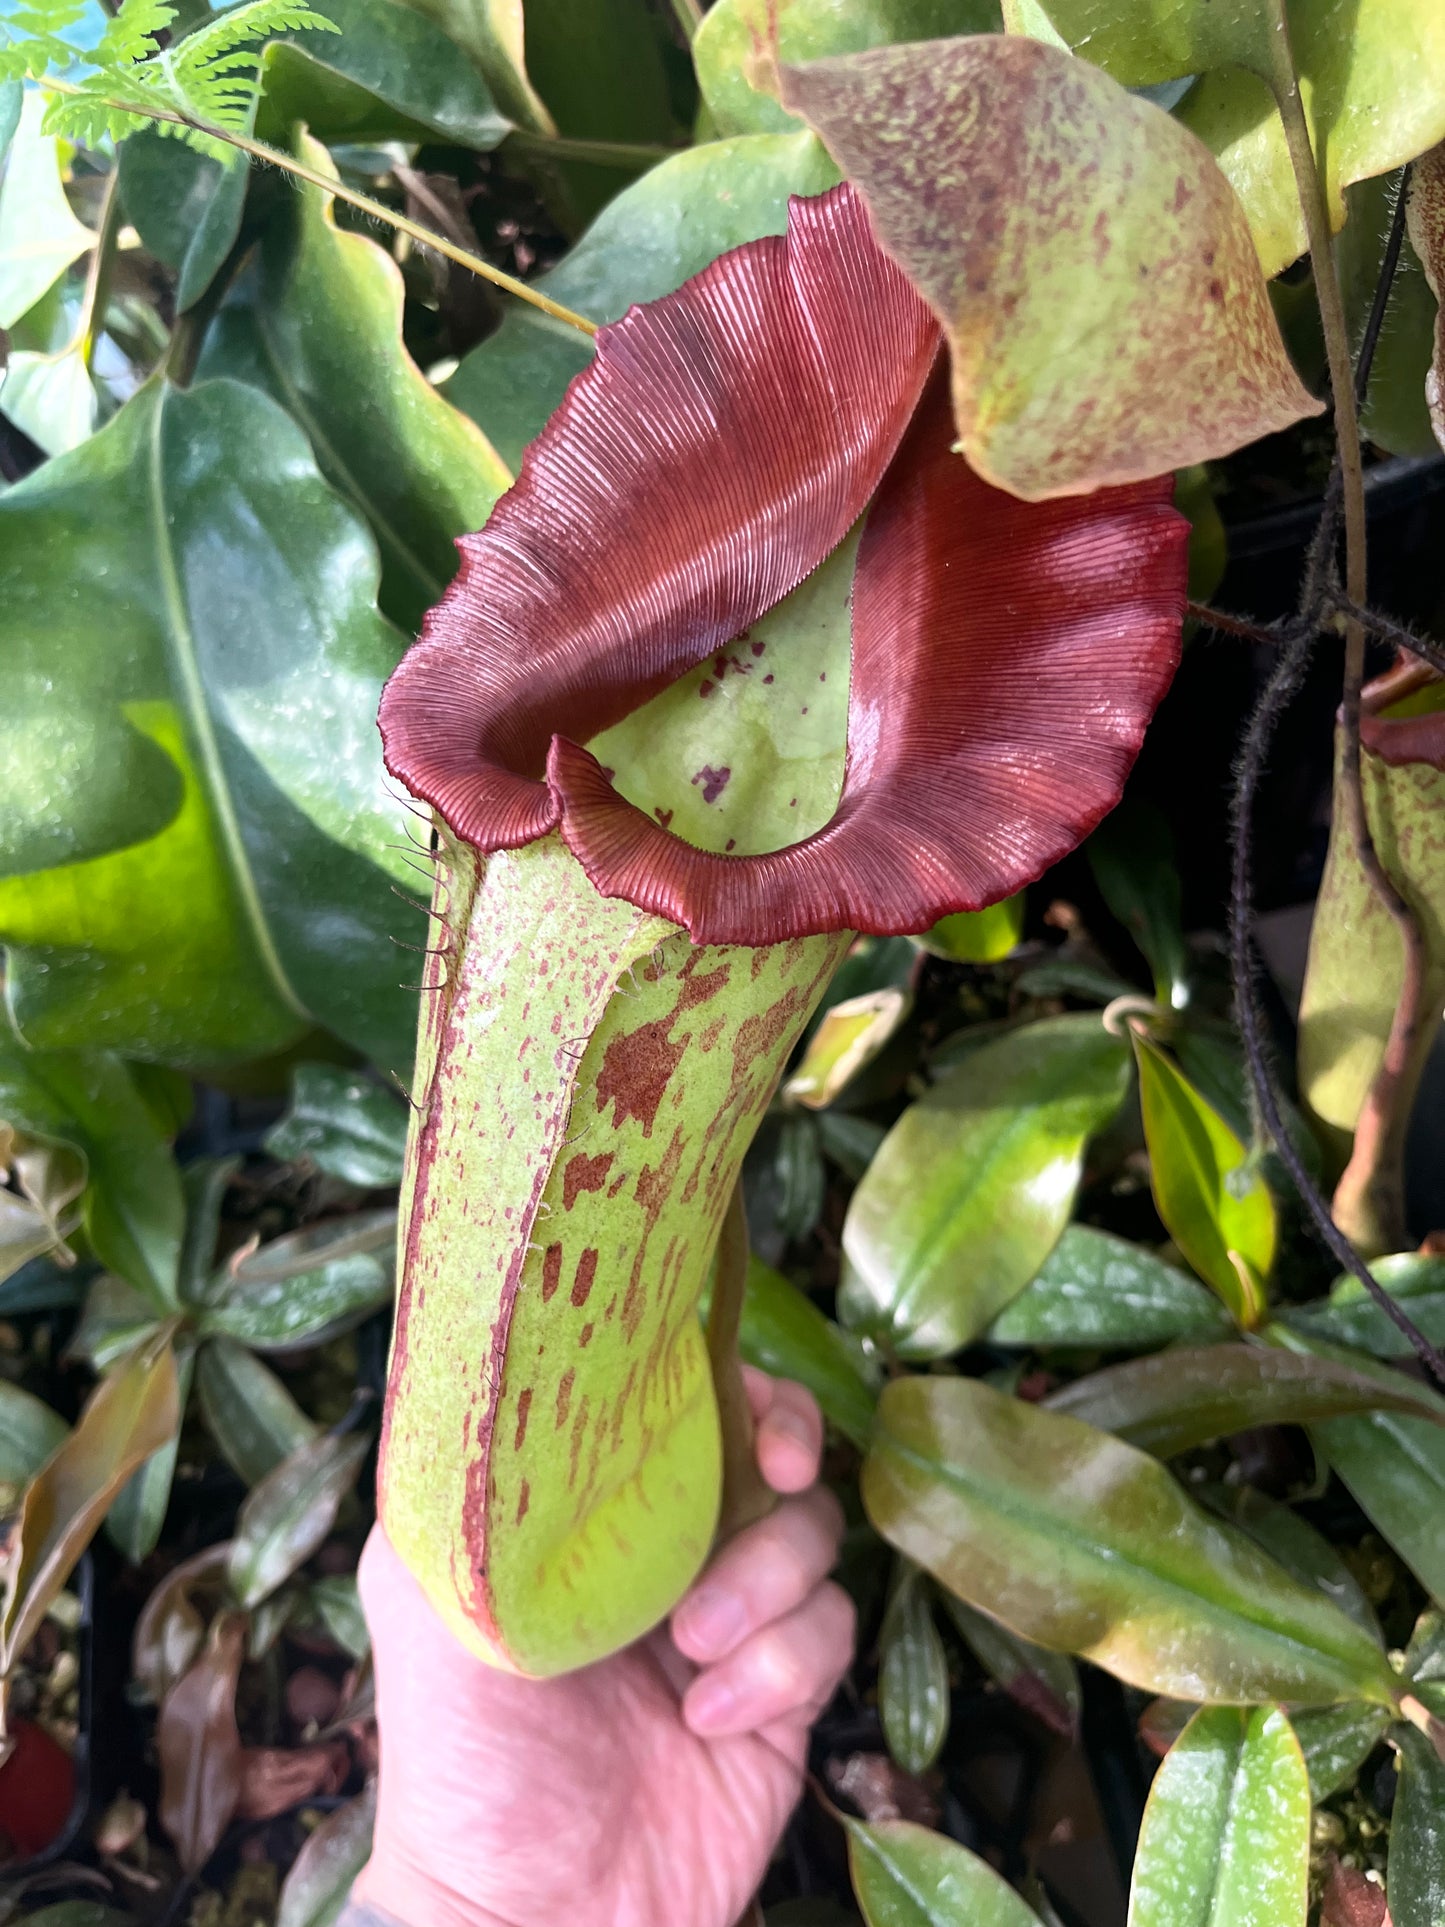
0,0,89,78
93,0,178,71
42,78,157,150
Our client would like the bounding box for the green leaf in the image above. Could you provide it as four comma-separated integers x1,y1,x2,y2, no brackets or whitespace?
1341,169,1439,459
276,1781,375,1927
177,1156,239,1306
256,0,509,149
308,1571,369,1659
913,896,1024,965
734,1255,878,1449
264,1063,408,1188
227,1427,368,1606
1087,803,1189,1011
0,1379,67,1485
197,1208,394,1351
0,92,92,329
0,1031,184,1305
941,1592,1080,1738
118,130,248,313
195,1336,318,1485
772,1112,827,1244
1132,1031,1275,1323
1199,1483,1381,1639
0,376,425,1072
816,1110,886,1183
879,1566,950,1774
1012,0,1445,280
778,35,1320,499
985,1224,1232,1350
863,1376,1399,1705
1043,1343,1445,1459
105,1344,193,1563
0,344,96,457
847,1818,1043,1927
1288,1253,1445,1359
841,1015,1129,1358
443,129,839,470
66,1273,163,1371
1314,1408,1445,1607
695,0,1003,138
0,1332,179,1670
1391,1725,1445,1927
1291,1702,1392,1803
389,0,549,129
196,128,509,633
1129,1705,1310,1927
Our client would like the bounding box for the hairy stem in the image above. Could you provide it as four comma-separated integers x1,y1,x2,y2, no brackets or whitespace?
1266,0,1428,1253
707,1183,774,1541
42,79,599,337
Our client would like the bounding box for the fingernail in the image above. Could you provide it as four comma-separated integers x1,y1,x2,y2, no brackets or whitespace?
686,1675,740,1733
677,1586,745,1657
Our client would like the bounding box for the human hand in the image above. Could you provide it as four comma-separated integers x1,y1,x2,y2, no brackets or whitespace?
352,1370,854,1927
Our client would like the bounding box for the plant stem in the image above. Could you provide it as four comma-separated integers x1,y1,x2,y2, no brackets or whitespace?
41,79,599,338
707,1182,774,1540
668,0,705,42
505,128,681,169
1266,0,1428,1254
71,166,122,369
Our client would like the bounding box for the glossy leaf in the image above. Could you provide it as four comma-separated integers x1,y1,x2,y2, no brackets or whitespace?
863,1376,1399,1705
783,989,911,1110
444,130,840,470
197,1209,395,1353
847,1818,1043,1927
1408,145,1445,454
1044,1343,1445,1459
841,1016,1129,1357
0,93,92,330
0,347,96,458
942,1593,1080,1739
1292,1703,1393,1803
1314,1408,1445,1607
263,1064,408,1188
779,36,1320,498
276,1780,376,1927
1390,1725,1445,1927
1087,803,1189,1010
391,0,547,128
0,376,424,1072
68,1273,164,1372
118,131,247,313
879,1567,950,1774
1133,1032,1275,1323
256,0,510,151
0,1032,184,1306
0,1380,67,1486
195,1337,319,1486
1016,0,1445,279
695,0,1002,138
0,1333,180,1672
1200,1484,1381,1639
735,1256,878,1448
913,896,1024,965
158,1609,247,1872
196,130,509,633
227,1430,367,1608
1287,1253,1445,1358
1128,1705,1310,1927
772,1114,827,1244
985,1224,1232,1350
107,1347,195,1563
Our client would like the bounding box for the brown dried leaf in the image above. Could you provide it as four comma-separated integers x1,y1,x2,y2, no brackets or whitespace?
778,34,1320,499
131,1542,231,1707
236,1742,349,1821
158,1609,247,1872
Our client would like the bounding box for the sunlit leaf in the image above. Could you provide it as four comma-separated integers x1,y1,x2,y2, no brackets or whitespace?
0,377,425,1072
0,345,96,458
0,93,92,331
1044,1342,1445,1458
863,1376,1398,1705
879,1565,949,1774
276,1779,375,1927
779,35,1320,498
0,1332,179,1672
1128,1705,1310,1927
1132,1031,1275,1323
841,1015,1129,1357
985,1224,1232,1350
195,1337,319,1486
227,1429,369,1607
263,1063,408,1188
158,1609,247,1872
848,1818,1043,1927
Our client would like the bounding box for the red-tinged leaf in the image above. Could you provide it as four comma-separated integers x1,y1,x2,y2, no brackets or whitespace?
1407,145,1445,456
158,1609,247,1872
0,1332,179,1672
777,36,1320,500
381,184,1187,946
236,1742,349,1821
132,1542,230,1706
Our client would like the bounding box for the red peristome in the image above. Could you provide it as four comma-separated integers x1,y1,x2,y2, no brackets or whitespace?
378,183,938,853
556,372,1188,942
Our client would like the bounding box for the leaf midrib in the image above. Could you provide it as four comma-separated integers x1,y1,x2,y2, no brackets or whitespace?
147,389,309,1022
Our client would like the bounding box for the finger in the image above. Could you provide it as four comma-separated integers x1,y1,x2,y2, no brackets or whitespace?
742,1364,775,1423
755,1378,823,1493
671,1485,844,1663
681,1581,856,1739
